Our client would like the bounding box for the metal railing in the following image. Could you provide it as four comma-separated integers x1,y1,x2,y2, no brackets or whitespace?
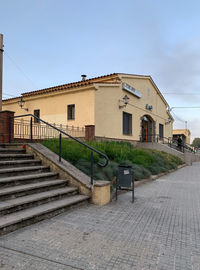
10,114,109,185
13,119,85,140
140,134,194,153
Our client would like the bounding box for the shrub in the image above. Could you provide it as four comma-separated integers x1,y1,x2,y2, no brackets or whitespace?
132,164,151,180
41,139,183,182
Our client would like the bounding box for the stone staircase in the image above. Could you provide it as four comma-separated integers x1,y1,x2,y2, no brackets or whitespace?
0,144,89,236
137,141,185,161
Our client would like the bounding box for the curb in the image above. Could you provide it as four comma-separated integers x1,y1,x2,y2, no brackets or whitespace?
135,163,186,188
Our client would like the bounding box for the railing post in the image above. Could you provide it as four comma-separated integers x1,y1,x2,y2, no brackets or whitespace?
9,118,12,143
30,117,33,143
9,114,108,176
59,133,62,162
91,151,94,185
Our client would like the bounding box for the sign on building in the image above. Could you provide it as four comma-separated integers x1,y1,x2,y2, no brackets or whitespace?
123,83,142,98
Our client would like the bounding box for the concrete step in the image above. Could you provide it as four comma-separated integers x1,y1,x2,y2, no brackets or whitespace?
0,148,26,154
0,165,50,178
0,179,66,201
0,194,89,236
0,144,91,237
0,195,89,235
0,187,78,215
0,172,59,188
0,159,42,169
0,154,34,161
0,143,24,149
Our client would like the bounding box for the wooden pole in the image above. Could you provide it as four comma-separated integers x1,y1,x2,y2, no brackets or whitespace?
0,34,3,111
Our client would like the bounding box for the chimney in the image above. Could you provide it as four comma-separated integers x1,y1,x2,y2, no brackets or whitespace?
81,74,87,81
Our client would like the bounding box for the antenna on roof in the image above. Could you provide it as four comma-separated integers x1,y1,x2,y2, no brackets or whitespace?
81,74,87,81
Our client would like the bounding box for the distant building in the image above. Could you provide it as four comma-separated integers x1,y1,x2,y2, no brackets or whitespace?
3,73,173,142
173,129,191,145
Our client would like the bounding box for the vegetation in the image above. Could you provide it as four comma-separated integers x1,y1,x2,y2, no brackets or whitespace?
192,138,200,149
42,139,184,183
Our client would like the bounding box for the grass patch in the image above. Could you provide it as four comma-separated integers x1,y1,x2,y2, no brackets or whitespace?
42,139,184,183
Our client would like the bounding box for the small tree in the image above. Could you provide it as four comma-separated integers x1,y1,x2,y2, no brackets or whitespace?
192,138,200,148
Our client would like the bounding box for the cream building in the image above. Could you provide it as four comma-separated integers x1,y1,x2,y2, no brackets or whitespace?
2,73,173,142
173,129,191,145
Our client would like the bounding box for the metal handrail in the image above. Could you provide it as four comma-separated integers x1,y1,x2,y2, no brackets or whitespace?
10,114,109,185
140,134,194,153
156,135,194,152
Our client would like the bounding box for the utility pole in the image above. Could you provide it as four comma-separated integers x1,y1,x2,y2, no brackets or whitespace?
0,34,3,111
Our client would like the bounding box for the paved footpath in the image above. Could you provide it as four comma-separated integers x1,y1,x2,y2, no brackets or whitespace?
0,163,200,270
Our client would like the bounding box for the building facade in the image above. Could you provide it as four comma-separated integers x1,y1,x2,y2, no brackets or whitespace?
173,129,191,145
2,73,173,142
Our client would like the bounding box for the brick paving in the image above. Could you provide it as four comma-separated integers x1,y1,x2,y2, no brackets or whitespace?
0,163,200,269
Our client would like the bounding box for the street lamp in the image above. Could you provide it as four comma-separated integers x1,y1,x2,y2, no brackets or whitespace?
18,96,28,111
119,95,130,109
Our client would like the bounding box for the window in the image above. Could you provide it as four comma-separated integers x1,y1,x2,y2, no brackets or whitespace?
123,112,132,135
159,124,164,139
34,109,40,123
67,104,75,120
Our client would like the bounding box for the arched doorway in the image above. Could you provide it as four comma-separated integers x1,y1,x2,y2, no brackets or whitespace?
141,115,155,142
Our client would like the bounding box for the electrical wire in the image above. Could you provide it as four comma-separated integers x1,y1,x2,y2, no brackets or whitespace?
171,111,185,123
163,93,200,95
3,92,18,97
4,51,38,89
171,111,189,130
170,106,200,109
126,101,171,122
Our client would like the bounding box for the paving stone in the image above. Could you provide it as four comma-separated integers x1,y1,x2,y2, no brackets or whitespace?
0,163,200,269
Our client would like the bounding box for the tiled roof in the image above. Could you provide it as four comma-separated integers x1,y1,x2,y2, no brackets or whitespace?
2,96,19,102
22,73,120,97
3,73,169,111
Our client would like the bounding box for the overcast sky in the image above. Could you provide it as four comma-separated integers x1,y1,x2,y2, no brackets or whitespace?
0,0,200,142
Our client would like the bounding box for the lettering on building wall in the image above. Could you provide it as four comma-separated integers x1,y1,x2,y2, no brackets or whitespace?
122,83,142,98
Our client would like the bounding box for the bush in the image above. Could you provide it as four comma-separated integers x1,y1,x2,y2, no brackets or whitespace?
41,139,184,182
132,164,151,180
118,160,151,180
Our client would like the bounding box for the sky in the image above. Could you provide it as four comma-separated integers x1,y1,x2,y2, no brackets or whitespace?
0,0,200,142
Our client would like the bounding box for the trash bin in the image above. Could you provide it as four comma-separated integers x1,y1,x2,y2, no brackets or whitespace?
116,165,134,203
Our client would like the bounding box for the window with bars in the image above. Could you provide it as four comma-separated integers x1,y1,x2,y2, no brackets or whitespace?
123,112,132,135
67,104,75,120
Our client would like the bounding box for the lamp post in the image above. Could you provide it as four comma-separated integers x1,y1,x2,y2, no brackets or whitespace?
0,34,3,111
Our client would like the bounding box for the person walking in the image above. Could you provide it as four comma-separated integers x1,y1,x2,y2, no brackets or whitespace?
177,136,182,151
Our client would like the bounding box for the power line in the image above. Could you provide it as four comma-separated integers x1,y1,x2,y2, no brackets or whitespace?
3,92,18,97
4,51,38,89
172,112,188,129
163,93,200,95
170,106,200,128
171,111,185,123
127,101,170,122
2,93,18,99
170,106,200,110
